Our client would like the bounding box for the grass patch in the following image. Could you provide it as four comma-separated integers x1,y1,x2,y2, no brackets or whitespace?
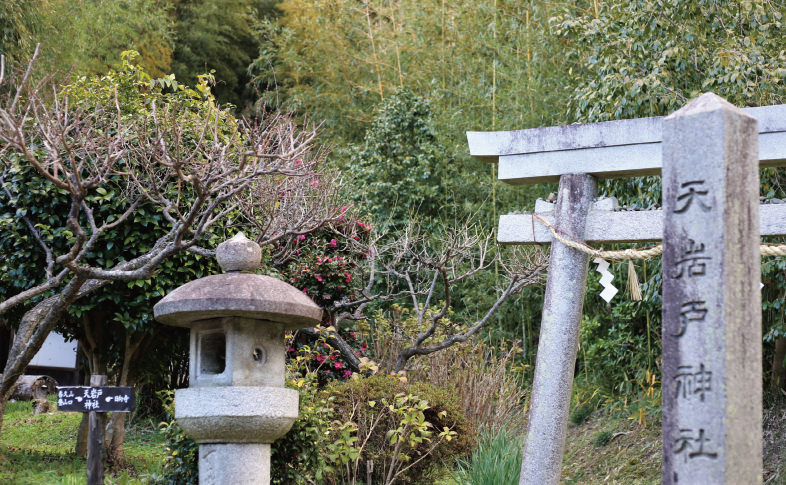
452,426,524,485
763,399,786,484
0,397,166,484
561,413,661,484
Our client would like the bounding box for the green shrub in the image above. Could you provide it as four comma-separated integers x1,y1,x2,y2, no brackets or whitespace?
593,430,613,448
349,89,449,230
152,369,473,484
453,426,524,485
148,391,198,485
322,373,475,484
270,372,334,484
570,403,595,426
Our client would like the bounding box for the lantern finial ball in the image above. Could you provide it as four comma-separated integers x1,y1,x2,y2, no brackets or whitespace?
216,232,262,273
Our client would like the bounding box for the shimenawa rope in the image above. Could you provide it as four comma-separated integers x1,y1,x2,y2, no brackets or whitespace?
533,214,786,260
533,214,786,301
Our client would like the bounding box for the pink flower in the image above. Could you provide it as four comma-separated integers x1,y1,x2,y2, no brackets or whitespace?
295,158,302,166
343,370,353,379
315,274,323,282
316,354,326,363
297,234,306,241
334,361,343,369
329,239,337,248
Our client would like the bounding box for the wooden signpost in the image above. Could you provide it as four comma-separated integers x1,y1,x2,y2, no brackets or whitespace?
57,375,135,485
467,97,786,484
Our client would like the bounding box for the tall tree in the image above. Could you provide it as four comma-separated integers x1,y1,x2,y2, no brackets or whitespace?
349,90,447,229
170,0,261,107
0,51,345,435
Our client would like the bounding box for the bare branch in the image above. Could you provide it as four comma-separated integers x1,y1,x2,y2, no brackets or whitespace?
393,265,547,371
10,44,39,112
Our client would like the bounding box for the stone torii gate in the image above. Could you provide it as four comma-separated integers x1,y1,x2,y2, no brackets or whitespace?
467,97,786,484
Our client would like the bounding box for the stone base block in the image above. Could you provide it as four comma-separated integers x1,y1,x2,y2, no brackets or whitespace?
175,386,298,443
200,443,270,484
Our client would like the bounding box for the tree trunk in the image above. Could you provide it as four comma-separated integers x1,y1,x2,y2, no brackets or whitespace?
772,337,786,395
0,276,98,437
76,412,89,458
10,375,58,400
104,330,147,465
106,412,127,466
0,237,180,437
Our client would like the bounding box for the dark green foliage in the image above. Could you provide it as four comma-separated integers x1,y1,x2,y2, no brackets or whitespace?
149,391,198,485
270,375,333,484
593,430,613,448
170,0,260,107
570,403,595,427
554,0,786,122
576,258,662,399
349,90,450,229
453,426,524,485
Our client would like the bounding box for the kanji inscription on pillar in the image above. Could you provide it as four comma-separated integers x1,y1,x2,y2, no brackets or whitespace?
661,93,762,484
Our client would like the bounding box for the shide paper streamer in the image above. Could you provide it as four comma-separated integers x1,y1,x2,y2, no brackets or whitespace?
593,257,618,303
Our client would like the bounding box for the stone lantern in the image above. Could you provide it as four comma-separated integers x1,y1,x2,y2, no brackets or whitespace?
153,233,322,484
